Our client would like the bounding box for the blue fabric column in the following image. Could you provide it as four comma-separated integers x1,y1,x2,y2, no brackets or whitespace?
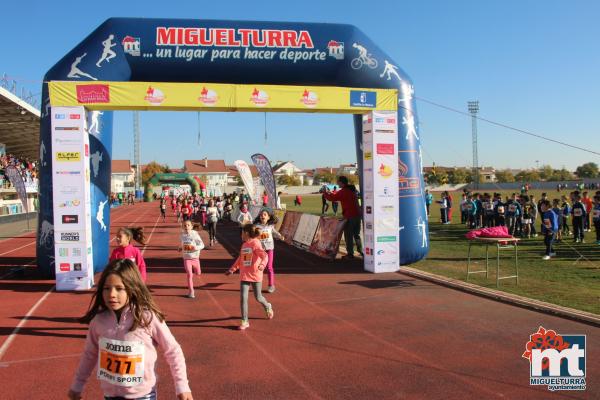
88,111,113,273
36,85,55,277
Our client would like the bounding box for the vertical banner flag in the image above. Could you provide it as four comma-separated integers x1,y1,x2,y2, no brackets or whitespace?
51,106,94,291
251,153,278,209
362,111,400,273
234,160,255,202
5,166,29,213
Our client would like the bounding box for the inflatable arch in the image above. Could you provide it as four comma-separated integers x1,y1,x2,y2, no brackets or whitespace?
144,173,202,201
37,18,429,281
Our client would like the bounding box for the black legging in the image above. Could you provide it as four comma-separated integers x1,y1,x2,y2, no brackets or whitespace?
208,221,217,242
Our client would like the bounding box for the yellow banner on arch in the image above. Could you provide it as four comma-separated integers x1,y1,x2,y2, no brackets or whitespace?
48,81,397,113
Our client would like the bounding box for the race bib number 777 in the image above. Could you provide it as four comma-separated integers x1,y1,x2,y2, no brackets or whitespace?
98,337,145,387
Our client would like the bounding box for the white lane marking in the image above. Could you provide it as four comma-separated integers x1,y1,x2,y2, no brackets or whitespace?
0,286,55,361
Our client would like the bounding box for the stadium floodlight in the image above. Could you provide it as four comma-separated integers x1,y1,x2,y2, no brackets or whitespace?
468,101,479,189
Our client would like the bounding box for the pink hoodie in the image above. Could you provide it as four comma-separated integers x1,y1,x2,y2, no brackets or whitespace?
228,238,268,282
110,244,147,282
70,307,190,397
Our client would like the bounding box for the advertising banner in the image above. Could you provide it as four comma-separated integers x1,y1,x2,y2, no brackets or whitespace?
309,217,346,259
274,209,286,232
49,81,398,113
51,106,94,290
5,166,28,213
234,160,256,202
292,213,321,250
251,153,278,210
278,211,302,245
362,111,400,272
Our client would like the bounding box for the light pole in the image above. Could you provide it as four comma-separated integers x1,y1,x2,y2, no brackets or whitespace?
468,101,479,189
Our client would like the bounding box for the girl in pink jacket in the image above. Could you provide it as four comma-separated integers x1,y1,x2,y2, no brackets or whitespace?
110,227,148,282
226,224,274,330
68,259,193,400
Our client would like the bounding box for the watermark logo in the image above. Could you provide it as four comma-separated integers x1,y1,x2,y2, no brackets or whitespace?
327,40,344,60
523,326,586,391
300,89,319,108
76,84,110,104
250,88,269,106
144,86,166,104
198,86,218,106
122,35,141,56
378,163,393,178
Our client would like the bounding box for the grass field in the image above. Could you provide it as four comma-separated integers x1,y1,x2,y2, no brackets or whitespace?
282,191,600,314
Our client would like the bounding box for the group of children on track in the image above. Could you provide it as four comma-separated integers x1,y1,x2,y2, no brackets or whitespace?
68,192,284,400
433,189,600,260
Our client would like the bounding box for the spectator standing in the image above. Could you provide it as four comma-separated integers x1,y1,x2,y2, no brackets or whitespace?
324,176,363,259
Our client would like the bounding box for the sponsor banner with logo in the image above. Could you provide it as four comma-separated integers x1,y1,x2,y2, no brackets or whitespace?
5,166,29,213
234,160,256,203
51,107,94,291
48,81,397,113
309,217,346,260
292,213,320,250
278,211,302,245
251,153,278,210
362,111,399,272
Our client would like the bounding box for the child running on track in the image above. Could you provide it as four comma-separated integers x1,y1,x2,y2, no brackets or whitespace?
206,199,219,246
178,221,204,298
110,227,148,282
160,199,167,222
225,224,274,330
255,209,284,293
68,259,193,400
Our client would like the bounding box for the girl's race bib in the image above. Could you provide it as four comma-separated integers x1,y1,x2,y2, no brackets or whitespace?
98,338,145,387
573,209,583,217
497,206,505,214
594,210,600,219
509,204,517,212
543,218,551,228
241,247,253,267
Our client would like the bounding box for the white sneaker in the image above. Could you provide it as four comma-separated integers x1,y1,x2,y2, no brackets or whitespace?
238,320,250,330
268,285,276,293
265,304,274,319
186,292,195,299
542,255,551,260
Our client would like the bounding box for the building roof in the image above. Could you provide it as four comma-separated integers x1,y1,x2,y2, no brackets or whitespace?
111,160,133,174
184,159,227,173
315,167,339,176
227,164,258,177
0,86,40,160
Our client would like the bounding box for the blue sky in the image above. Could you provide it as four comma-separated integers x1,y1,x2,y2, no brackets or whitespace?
1,0,599,170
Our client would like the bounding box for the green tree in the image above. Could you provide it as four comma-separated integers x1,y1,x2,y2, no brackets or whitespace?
278,175,301,186
346,174,359,186
448,168,470,184
538,165,554,181
550,168,574,181
142,161,169,184
495,169,515,183
575,162,599,178
235,175,244,186
314,171,336,184
515,170,540,182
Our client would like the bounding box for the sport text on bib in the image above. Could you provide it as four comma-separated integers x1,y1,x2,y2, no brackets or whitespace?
241,247,253,267
98,337,145,387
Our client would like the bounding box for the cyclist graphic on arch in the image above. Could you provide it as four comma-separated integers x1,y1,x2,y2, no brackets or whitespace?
380,60,401,81
351,43,378,70
96,34,117,67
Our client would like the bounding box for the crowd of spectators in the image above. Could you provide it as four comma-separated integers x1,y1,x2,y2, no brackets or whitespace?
0,153,38,189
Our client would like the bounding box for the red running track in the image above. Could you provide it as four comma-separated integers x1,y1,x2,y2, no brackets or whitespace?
0,202,598,399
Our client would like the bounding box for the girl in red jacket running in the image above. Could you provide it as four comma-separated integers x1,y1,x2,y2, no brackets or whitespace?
110,227,148,282
225,224,274,330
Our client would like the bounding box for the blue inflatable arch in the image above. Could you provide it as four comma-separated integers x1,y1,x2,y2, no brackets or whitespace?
37,18,429,276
